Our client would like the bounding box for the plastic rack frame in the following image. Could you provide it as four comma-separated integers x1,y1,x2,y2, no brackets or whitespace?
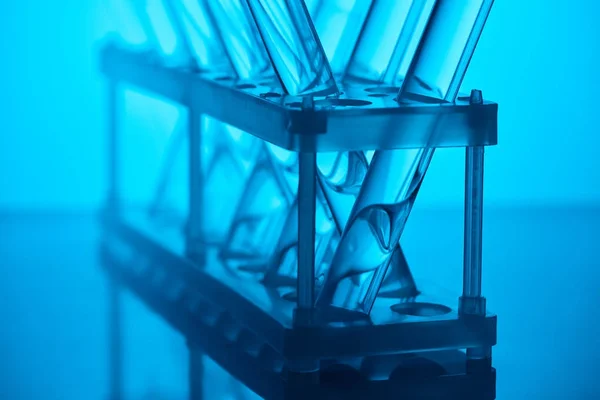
100,44,498,400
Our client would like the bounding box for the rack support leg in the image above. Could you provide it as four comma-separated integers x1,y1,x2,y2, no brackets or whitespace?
290,152,319,383
460,146,491,370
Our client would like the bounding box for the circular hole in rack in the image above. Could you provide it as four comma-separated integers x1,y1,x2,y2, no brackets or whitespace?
390,302,451,317
214,76,234,81
364,86,400,94
368,93,389,98
286,98,372,108
260,92,282,98
236,83,257,89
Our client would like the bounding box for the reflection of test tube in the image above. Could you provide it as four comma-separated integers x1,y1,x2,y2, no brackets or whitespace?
245,0,339,96
317,0,495,314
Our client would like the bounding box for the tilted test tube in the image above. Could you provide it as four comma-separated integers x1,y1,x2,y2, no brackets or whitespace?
316,0,495,315
262,0,433,293
195,0,284,245
168,0,235,72
245,0,339,96
260,0,372,287
204,0,274,79
308,0,436,300
213,1,306,271
308,0,373,77
344,0,436,86
145,0,263,244
126,0,197,67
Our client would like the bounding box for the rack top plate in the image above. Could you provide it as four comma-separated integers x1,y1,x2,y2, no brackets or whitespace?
101,44,498,152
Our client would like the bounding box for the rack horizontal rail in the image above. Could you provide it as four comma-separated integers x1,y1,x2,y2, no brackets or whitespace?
100,44,498,152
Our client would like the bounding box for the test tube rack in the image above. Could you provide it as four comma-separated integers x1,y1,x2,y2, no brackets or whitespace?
100,43,498,400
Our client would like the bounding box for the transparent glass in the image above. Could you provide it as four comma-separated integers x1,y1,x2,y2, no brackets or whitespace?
220,147,298,273
309,0,373,76
402,0,494,100
170,0,235,73
262,189,337,287
345,0,436,86
205,0,273,79
317,0,495,314
198,0,277,246
312,1,435,300
128,0,195,65
245,0,339,96
201,118,263,244
119,89,189,230
108,0,148,47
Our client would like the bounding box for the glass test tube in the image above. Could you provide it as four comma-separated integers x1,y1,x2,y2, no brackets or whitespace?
243,0,346,286
245,0,339,96
128,0,195,66
189,0,279,245
342,0,437,298
309,0,374,76
262,0,428,289
309,1,435,300
169,0,235,72
108,0,149,48
209,2,303,267
317,0,495,314
144,1,245,241
344,0,436,86
205,0,274,79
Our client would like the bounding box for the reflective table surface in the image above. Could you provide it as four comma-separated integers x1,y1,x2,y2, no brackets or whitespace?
0,205,598,399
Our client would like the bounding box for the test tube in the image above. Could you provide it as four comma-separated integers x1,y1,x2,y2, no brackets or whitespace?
316,0,495,314
309,0,374,76
259,0,371,287
168,0,235,73
345,0,436,86
108,0,150,49
189,0,278,245
220,147,298,272
205,0,274,80
142,1,248,242
129,0,196,66
245,0,339,96
312,1,436,300
209,2,303,266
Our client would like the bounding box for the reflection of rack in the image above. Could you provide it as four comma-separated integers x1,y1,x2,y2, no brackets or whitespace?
100,44,498,399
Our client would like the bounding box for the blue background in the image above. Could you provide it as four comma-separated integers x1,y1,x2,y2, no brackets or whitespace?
1,0,599,209
0,1,599,399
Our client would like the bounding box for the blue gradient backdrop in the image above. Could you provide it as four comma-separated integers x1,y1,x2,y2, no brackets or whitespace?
0,1,599,399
